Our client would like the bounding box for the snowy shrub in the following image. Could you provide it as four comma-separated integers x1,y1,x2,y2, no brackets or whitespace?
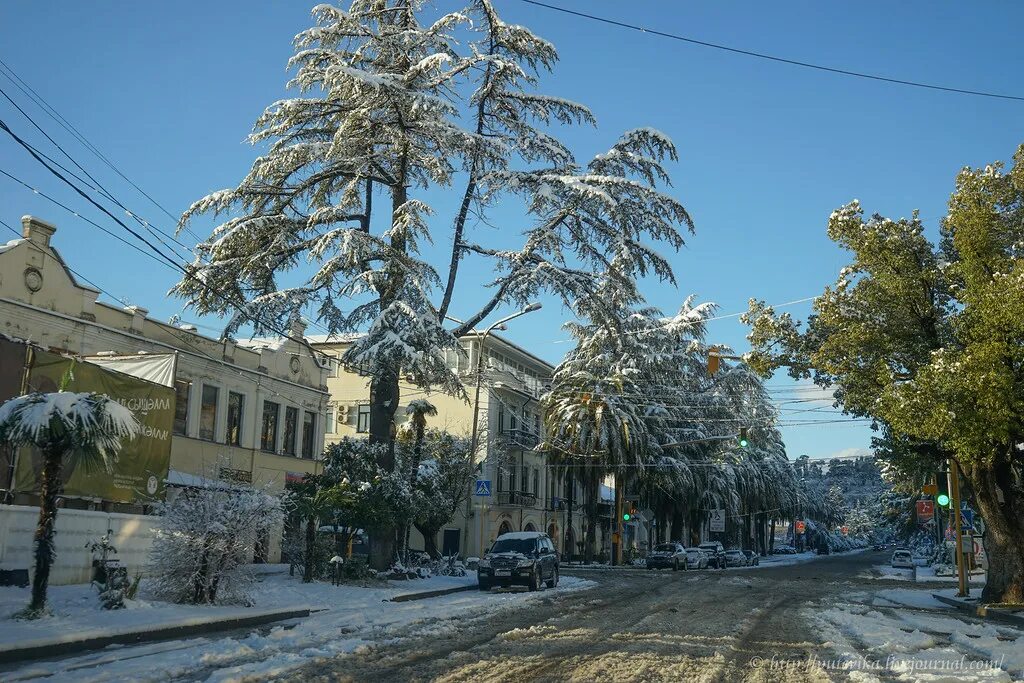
87,535,127,610
147,476,284,606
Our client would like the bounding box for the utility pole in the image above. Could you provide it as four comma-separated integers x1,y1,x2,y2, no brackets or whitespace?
613,476,624,565
461,303,541,556
948,459,968,597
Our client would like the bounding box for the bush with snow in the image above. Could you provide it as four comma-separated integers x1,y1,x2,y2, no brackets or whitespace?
147,473,284,606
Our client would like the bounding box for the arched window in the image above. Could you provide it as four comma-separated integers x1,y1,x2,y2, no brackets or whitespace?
498,521,513,537
524,522,537,533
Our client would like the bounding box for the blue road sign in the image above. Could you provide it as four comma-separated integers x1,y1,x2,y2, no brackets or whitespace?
474,479,492,496
961,508,974,530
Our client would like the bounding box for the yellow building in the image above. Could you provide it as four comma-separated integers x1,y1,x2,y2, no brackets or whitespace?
0,216,328,562
312,331,586,558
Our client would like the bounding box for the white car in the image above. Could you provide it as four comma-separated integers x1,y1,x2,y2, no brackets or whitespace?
890,550,914,569
684,548,709,569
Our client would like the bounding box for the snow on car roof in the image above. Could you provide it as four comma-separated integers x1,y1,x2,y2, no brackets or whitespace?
496,531,545,540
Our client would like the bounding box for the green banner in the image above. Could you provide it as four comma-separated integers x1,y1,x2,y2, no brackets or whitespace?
13,351,174,503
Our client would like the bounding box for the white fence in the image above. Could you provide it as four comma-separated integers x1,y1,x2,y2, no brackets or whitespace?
0,505,158,585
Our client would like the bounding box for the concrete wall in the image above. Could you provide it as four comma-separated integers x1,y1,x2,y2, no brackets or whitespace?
0,505,158,585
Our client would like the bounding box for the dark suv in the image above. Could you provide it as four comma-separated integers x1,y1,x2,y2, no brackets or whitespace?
478,532,559,591
698,541,726,569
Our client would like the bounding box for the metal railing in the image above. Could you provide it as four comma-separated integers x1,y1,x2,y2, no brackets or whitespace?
495,491,539,508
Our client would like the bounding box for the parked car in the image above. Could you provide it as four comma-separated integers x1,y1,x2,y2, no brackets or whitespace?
724,549,748,567
742,550,760,566
646,542,688,571
684,547,709,569
477,532,559,591
890,550,914,569
698,541,726,568
772,544,797,555
871,543,886,551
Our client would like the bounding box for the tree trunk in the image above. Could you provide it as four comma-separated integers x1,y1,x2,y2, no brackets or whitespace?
583,474,599,563
965,455,1024,603
656,506,668,544
770,519,776,553
415,522,440,559
28,445,63,614
303,516,316,583
669,507,684,543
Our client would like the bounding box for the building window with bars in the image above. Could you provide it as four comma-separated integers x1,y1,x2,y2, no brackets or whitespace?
356,404,370,433
301,411,316,459
283,406,298,456
226,391,244,446
261,401,279,452
199,384,219,441
173,379,190,436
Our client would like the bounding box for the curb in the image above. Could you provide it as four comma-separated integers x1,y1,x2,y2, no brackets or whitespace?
0,607,310,665
389,583,476,602
932,593,1024,628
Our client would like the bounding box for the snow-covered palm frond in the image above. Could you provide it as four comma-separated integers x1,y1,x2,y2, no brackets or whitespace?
0,391,139,471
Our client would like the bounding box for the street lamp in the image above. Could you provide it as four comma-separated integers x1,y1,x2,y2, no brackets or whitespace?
463,303,542,555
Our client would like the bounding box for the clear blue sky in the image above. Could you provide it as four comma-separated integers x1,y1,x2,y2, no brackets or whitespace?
2,1,1022,460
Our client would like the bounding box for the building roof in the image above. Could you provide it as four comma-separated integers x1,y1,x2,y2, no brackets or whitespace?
305,329,556,373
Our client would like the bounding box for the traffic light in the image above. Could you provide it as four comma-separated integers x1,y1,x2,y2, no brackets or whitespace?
623,505,637,522
738,427,749,448
937,493,950,507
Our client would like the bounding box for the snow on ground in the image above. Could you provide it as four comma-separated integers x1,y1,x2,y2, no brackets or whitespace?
808,586,1024,681
859,564,915,581
916,565,987,583
0,567,476,651
735,548,867,570
2,569,596,682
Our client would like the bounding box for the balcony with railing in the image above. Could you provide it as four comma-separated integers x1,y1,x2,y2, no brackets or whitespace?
495,491,539,508
499,428,539,451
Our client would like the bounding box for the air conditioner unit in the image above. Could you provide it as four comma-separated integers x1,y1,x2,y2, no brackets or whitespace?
338,405,351,422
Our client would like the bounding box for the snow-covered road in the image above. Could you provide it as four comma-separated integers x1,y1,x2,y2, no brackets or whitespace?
286,551,1019,682
6,551,1018,682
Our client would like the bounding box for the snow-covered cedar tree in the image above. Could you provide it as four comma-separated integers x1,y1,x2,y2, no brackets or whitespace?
173,0,693,569
0,388,138,617
147,465,284,605
743,145,1024,602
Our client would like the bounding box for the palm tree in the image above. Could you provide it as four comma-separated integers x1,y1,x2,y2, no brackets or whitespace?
0,389,138,616
401,400,437,561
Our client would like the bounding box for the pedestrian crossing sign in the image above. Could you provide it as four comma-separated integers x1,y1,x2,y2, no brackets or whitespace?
474,479,491,496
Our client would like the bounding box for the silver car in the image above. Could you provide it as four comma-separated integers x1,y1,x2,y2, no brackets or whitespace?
890,550,914,569
724,549,748,567
684,547,709,569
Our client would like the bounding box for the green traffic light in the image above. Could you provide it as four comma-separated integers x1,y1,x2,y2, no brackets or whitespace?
622,513,631,521
739,438,749,448
937,493,950,507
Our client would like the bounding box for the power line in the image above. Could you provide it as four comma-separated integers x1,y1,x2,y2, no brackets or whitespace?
0,57,204,238
0,167,180,271
517,0,1024,103
0,84,197,263
0,144,328,370
0,217,322,407
0,84,342,347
